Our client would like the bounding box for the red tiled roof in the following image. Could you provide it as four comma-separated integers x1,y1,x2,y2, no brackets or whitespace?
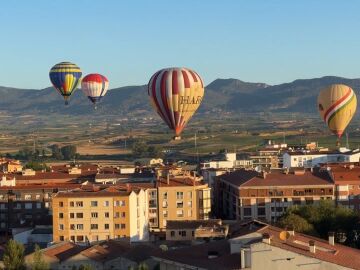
259,225,360,270
156,177,206,187
43,242,86,262
220,169,333,187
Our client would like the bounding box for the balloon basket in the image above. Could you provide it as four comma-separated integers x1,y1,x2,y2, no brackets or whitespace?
64,100,69,106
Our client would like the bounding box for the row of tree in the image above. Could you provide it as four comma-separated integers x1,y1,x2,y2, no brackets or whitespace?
278,200,360,248
132,141,163,158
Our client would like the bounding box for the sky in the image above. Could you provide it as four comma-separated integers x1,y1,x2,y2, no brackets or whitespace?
1,0,360,89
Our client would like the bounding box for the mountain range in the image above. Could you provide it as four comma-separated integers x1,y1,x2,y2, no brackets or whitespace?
1,76,360,116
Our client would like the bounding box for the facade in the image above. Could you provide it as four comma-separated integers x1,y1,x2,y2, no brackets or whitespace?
216,169,334,222
154,176,211,232
283,148,360,168
0,183,80,242
52,187,149,244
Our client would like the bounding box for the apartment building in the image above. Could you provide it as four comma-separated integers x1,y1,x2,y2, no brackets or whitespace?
156,176,211,231
283,148,360,168
52,186,149,244
0,183,80,241
216,169,334,223
324,163,360,212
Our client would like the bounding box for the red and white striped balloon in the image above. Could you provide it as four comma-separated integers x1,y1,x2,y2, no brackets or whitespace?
148,67,204,138
81,73,109,106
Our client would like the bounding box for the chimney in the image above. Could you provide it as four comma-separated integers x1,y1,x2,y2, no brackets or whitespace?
262,233,271,245
166,173,170,185
328,231,335,246
287,226,295,236
309,240,316,253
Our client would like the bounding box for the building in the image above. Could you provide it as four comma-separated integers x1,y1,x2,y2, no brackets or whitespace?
153,220,360,270
52,186,149,244
0,183,81,242
325,163,360,212
283,148,360,168
0,158,23,173
216,168,334,222
153,174,211,233
165,219,228,241
25,240,159,270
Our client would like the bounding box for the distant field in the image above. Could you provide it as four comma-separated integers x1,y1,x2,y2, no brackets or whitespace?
1,112,360,160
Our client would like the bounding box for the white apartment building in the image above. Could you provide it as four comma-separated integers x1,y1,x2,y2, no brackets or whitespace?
283,148,360,168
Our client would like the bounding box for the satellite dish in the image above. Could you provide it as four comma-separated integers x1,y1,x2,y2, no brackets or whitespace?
279,231,290,241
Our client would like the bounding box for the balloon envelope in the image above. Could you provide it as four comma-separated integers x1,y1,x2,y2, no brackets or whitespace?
81,73,109,105
148,67,204,137
317,84,357,139
49,62,82,104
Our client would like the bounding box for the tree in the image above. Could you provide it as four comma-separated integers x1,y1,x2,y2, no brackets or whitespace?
50,144,63,160
278,213,314,234
132,141,148,158
25,161,49,171
61,145,77,160
3,239,25,270
30,244,49,270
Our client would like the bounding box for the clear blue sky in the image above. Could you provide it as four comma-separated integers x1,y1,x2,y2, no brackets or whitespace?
1,0,360,89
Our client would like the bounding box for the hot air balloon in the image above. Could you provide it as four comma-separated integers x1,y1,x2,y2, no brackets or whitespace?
81,73,109,109
49,62,82,105
317,84,357,146
148,67,204,139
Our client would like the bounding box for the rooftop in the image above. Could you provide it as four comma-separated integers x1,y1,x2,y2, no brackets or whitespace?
219,169,333,187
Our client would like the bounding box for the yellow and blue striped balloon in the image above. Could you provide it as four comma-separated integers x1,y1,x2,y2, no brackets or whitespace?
49,62,82,105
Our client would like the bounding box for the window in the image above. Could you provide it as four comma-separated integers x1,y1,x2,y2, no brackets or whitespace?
162,200,168,208
104,224,109,230
91,212,98,218
76,235,84,242
15,203,21,209
163,192,168,199
121,212,126,218
36,203,41,209
91,201,98,207
176,201,183,208
76,213,83,218
176,192,183,200
257,208,265,216
114,212,120,218
170,231,175,237
69,201,74,207
24,194,31,200
188,201,192,207
59,236,64,241
243,208,252,217
70,224,75,230
59,224,64,230
35,194,41,200
163,210,168,218
25,203,32,209
115,224,121,229
44,202,50,208
105,212,109,218
104,201,109,207
76,224,83,230
121,224,126,229
0,195,4,200
91,224,98,230
70,213,75,218
176,210,184,217
59,213,64,219
75,201,83,207
70,236,75,242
